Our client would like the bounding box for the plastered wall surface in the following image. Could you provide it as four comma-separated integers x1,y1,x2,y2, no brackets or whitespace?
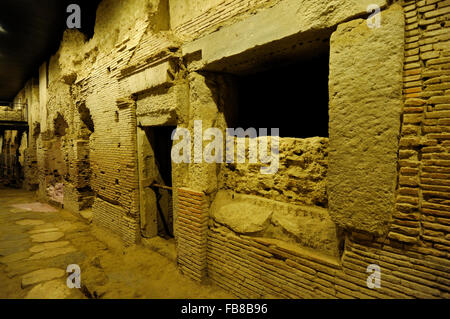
2,0,449,299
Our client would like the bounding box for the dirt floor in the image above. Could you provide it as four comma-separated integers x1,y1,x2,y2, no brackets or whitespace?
0,186,234,299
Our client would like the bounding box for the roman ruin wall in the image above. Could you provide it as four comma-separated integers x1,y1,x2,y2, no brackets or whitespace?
4,0,450,299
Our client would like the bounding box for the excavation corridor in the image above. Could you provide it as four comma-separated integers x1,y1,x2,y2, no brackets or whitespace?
0,186,233,299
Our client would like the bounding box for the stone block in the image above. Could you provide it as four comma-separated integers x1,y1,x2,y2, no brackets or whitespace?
328,4,405,235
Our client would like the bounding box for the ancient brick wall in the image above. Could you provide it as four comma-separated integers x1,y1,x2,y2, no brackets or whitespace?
20,0,186,245
9,79,40,190
73,6,151,244
393,0,450,247
14,0,166,244
207,223,450,298
171,0,281,41
202,0,450,299
8,0,449,298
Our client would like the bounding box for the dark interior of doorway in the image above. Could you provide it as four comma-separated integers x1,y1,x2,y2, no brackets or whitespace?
146,126,175,238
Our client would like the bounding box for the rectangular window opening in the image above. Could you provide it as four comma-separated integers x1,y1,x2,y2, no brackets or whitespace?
228,45,330,139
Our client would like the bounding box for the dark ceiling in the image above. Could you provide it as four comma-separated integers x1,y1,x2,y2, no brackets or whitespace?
0,0,101,101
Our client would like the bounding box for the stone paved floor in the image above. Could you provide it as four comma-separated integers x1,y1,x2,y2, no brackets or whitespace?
0,186,233,299
0,187,88,298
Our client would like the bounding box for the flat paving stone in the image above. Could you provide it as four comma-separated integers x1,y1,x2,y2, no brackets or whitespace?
29,223,56,231
5,251,85,279
29,241,70,254
28,246,77,260
0,251,31,264
25,279,79,299
30,232,65,243
16,219,45,226
21,268,66,288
